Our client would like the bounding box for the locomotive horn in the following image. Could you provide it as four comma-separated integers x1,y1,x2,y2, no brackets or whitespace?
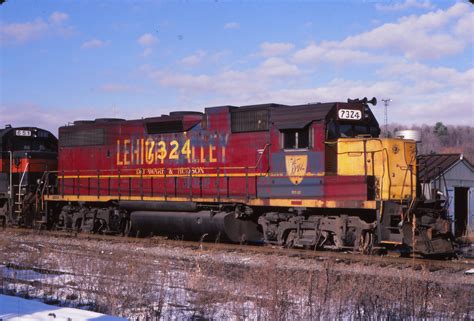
347,97,377,105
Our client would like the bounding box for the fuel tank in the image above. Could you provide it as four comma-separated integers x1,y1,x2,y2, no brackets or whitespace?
130,210,263,243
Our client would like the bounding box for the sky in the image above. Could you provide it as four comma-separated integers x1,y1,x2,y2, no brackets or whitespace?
0,0,473,134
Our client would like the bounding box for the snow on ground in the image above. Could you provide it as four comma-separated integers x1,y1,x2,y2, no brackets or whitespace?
0,294,126,321
2,231,472,320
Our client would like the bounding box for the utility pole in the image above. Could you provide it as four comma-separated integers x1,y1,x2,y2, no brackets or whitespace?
382,98,391,137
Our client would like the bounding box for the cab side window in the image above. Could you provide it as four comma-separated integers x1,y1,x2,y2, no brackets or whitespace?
281,126,310,149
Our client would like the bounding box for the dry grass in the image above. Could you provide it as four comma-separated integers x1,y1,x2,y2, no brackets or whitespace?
464,231,474,243
1,231,473,320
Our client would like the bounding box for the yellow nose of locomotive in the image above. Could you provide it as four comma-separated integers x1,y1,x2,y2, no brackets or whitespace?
337,138,417,201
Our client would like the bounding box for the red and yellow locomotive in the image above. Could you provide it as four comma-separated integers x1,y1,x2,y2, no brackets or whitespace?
0,125,57,227
42,98,453,255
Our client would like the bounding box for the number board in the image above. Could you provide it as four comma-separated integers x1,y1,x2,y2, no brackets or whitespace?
338,109,362,120
15,130,32,137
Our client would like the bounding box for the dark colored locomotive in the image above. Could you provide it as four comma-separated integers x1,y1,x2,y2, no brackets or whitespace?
0,125,57,227
41,98,453,255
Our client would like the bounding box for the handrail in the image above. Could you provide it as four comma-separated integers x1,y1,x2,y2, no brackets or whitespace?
18,162,30,190
17,162,30,216
254,143,271,172
48,166,268,176
41,143,276,201
36,164,52,213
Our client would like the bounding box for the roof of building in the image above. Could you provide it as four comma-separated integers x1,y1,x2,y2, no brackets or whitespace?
418,154,473,183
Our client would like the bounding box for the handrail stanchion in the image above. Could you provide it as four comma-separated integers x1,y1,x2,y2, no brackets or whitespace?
174,176,177,197
255,174,258,198
117,169,122,201
46,172,50,197
61,170,64,197
199,177,202,198
151,176,154,197
245,167,249,199
164,167,167,201
97,170,100,199
189,169,193,201
77,170,80,198
217,167,220,202
140,169,144,200
118,170,121,200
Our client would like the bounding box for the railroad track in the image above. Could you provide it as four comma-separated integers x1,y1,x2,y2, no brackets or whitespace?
2,227,473,273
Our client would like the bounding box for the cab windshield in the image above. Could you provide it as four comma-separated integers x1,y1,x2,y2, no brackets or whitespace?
327,121,380,139
12,137,57,152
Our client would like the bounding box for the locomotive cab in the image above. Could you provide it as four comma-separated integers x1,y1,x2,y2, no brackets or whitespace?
321,100,418,246
259,98,450,255
326,102,380,140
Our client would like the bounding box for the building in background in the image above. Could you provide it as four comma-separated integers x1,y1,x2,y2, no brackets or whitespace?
418,154,474,238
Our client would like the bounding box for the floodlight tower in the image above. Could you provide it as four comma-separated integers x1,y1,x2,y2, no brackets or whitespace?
382,98,391,137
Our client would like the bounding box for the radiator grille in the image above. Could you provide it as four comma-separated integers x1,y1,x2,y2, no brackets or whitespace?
146,121,184,134
60,128,105,147
231,109,269,133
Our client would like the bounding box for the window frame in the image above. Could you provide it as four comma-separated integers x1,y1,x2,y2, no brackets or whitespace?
280,125,313,150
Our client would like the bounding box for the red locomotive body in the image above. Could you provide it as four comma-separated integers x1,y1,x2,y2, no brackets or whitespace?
56,103,375,204
43,99,454,255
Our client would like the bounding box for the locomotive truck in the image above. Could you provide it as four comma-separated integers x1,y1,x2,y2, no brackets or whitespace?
33,97,453,255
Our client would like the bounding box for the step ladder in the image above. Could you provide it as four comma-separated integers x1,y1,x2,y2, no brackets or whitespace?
34,170,51,226
13,163,30,219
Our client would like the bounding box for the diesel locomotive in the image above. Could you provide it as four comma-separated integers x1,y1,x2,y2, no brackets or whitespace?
0,125,57,227
37,97,453,255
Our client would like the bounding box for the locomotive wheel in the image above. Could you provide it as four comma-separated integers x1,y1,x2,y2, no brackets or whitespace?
284,230,297,248
74,219,82,233
92,219,106,234
359,231,374,254
313,230,323,251
123,219,133,237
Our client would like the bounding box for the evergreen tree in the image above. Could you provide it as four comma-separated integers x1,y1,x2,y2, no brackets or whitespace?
434,122,448,136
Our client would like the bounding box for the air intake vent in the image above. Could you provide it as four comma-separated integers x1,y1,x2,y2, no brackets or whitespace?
231,109,269,133
60,128,105,147
146,121,184,134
